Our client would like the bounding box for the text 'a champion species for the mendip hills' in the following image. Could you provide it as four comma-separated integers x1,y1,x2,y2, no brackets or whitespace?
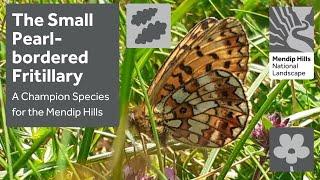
11,92,110,103
12,107,104,119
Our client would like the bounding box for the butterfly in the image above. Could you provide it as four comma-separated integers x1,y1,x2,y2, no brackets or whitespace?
132,17,249,148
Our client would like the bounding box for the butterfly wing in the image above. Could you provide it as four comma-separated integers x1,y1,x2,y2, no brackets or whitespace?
147,17,249,147
156,70,249,147
148,17,249,107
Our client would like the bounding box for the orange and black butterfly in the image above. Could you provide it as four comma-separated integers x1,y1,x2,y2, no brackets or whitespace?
132,17,250,148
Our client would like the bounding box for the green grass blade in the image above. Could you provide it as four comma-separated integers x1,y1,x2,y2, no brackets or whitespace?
171,0,199,25
183,149,198,179
287,107,320,123
0,76,13,179
111,48,136,179
8,129,41,179
230,9,268,19
135,63,164,173
56,129,72,173
247,66,269,100
77,128,94,163
208,0,225,18
133,49,154,78
0,156,7,169
56,136,81,180
7,128,53,178
151,164,168,180
200,149,220,175
217,80,288,180
245,147,270,180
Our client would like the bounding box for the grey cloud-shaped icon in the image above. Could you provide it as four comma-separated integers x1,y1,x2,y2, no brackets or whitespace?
131,8,157,26
135,21,167,44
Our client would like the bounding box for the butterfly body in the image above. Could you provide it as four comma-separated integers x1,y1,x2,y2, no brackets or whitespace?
132,17,249,148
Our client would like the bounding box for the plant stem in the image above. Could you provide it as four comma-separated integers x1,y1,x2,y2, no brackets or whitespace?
6,128,54,178
8,129,41,179
0,75,13,180
111,48,135,179
77,128,94,163
218,80,288,180
135,63,165,173
171,0,199,25
56,136,81,180
252,148,269,180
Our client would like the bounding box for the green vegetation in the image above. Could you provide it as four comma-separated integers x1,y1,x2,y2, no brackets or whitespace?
0,0,320,179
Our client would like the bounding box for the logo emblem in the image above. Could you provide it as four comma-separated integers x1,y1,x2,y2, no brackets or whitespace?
270,7,313,52
269,7,314,80
126,4,170,48
270,128,314,172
